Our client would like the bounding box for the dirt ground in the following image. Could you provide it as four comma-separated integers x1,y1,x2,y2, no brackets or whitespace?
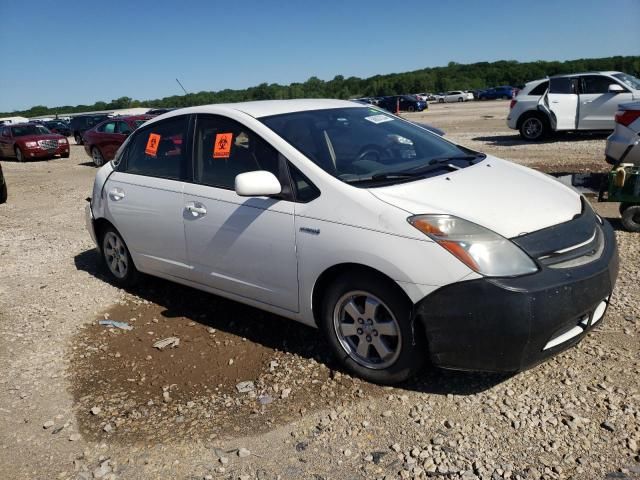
0,101,638,480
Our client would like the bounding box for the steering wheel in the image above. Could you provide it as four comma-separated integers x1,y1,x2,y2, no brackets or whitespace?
355,145,389,163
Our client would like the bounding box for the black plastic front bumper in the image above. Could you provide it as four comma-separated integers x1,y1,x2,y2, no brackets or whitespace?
415,218,619,373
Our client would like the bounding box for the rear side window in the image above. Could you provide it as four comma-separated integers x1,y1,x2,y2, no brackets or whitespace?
581,75,616,94
193,114,282,190
117,121,132,134
123,116,189,181
549,77,578,94
528,81,549,96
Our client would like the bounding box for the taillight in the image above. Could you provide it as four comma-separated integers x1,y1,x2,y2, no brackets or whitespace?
509,99,517,110
615,109,640,127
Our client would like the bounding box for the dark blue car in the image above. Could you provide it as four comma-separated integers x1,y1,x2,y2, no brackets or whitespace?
478,86,515,100
378,95,427,112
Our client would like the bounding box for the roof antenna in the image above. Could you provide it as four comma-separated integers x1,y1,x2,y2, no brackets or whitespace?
176,78,189,95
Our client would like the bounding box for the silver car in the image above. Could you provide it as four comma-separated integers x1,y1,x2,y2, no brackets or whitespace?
605,101,640,165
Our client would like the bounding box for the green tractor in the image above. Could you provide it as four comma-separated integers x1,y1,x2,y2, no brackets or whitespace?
599,164,640,232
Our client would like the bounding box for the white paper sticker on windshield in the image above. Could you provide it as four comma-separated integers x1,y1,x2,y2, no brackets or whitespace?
364,114,394,124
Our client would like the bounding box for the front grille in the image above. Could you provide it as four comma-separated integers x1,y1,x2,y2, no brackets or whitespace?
512,198,604,269
39,139,58,150
539,224,604,268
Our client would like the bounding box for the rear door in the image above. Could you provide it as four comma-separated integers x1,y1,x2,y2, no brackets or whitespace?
542,77,579,130
183,114,299,311
104,115,191,278
578,75,634,130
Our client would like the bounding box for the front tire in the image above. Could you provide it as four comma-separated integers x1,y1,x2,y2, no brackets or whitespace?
15,147,24,162
320,272,426,385
621,205,640,232
457,97,463,102
0,180,7,204
519,114,548,141
92,147,105,167
100,227,139,287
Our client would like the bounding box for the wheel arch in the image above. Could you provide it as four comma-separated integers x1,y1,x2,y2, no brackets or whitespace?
311,262,413,327
516,109,550,130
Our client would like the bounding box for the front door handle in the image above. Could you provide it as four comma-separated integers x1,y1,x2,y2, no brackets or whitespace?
108,188,125,201
185,202,207,216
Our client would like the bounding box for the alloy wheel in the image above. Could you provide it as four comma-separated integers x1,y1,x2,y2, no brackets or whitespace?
332,291,402,370
523,117,543,139
103,232,128,279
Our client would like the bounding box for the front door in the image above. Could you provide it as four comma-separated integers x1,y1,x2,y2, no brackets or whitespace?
578,75,634,130
542,77,579,131
104,115,191,278
183,114,299,312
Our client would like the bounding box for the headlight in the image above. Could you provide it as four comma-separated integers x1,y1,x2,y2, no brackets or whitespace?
24,141,38,148
58,138,67,144
408,214,538,277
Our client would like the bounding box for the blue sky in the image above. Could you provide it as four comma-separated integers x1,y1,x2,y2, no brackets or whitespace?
1,0,638,112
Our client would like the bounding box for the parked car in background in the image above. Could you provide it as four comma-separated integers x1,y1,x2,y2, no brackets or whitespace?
508,71,640,140
44,120,71,137
70,114,111,145
146,108,175,116
479,86,515,100
0,123,69,161
83,115,153,166
436,91,467,103
0,162,7,204
605,101,640,166
464,91,475,101
378,95,427,112
86,99,618,385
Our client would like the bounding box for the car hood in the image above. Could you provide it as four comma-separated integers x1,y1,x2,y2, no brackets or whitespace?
368,155,582,238
17,134,65,141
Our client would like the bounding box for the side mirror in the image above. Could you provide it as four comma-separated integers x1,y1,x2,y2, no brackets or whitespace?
608,84,624,94
235,170,282,197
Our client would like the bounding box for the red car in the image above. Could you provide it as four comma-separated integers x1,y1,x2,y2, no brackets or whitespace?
0,123,69,162
83,115,153,166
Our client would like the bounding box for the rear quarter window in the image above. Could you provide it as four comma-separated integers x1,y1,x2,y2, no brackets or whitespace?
528,81,549,96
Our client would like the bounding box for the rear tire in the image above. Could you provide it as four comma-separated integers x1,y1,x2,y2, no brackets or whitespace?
438,98,444,103
519,113,548,141
100,226,139,287
621,205,640,232
319,271,426,385
92,147,104,167
457,97,463,102
15,147,24,162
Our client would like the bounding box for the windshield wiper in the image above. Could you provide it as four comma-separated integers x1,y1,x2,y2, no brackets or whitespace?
400,153,486,175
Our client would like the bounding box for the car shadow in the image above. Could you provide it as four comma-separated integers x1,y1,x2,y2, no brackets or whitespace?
77,161,96,167
473,132,610,146
73,248,508,396
602,216,626,232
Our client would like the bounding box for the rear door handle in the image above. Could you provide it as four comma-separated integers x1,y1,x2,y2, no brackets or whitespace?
185,202,207,216
108,188,125,201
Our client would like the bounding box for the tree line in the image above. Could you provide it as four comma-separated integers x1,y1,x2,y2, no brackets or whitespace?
4,55,639,117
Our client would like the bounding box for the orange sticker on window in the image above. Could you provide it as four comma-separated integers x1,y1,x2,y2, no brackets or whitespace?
213,133,233,159
145,133,161,156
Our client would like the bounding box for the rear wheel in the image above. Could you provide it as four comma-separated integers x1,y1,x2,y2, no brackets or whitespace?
457,97,463,102
621,205,640,232
92,147,104,167
100,226,139,287
15,147,24,162
407,105,415,112
438,98,444,103
320,272,426,385
519,114,548,141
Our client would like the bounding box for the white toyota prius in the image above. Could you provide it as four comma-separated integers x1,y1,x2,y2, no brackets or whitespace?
86,99,618,384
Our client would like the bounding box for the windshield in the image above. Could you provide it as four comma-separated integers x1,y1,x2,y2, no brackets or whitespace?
11,125,48,136
261,107,470,185
613,73,640,90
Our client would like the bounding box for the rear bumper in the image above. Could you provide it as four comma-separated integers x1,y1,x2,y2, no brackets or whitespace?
415,219,618,372
85,202,98,247
605,127,640,165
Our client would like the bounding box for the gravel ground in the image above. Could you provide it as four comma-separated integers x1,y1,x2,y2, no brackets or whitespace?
0,101,638,480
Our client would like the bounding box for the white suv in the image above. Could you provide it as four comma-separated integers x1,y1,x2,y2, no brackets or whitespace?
86,99,618,384
507,71,640,140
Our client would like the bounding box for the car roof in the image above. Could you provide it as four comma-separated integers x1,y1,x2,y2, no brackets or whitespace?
147,99,361,124
549,71,621,79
